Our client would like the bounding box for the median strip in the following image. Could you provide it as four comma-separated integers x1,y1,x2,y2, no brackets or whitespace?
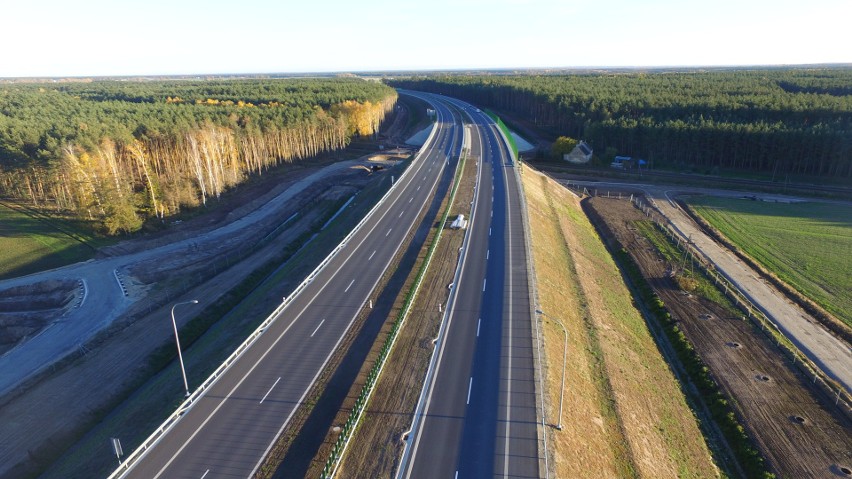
319,146,468,479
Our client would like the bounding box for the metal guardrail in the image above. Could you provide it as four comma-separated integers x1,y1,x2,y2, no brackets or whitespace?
394,102,482,479
630,196,852,416
322,110,466,478
108,103,441,479
489,116,549,479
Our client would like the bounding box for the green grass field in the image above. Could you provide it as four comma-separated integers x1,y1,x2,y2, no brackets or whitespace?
688,196,852,327
0,203,104,280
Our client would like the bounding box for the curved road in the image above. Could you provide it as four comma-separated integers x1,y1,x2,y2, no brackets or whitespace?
113,93,463,479
399,96,540,479
0,160,369,397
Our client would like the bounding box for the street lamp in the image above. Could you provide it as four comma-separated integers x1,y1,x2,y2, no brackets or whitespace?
171,300,198,397
536,309,567,431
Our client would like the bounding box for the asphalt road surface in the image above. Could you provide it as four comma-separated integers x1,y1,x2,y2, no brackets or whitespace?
115,93,463,479
0,159,363,397
399,97,540,479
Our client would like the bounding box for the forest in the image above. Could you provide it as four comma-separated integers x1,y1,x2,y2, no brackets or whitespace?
0,78,397,234
389,68,852,178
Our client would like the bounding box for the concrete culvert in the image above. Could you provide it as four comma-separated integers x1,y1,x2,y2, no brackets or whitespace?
726,341,742,348
790,415,807,424
755,374,771,382
838,465,852,476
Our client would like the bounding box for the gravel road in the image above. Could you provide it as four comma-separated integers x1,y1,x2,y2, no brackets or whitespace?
566,179,852,393
0,160,360,396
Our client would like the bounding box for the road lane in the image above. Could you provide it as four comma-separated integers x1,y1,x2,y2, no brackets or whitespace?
117,94,463,479
400,98,540,479
403,121,492,478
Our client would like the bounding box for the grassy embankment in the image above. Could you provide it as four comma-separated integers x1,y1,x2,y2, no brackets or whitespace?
688,197,852,328
0,202,108,279
522,168,719,478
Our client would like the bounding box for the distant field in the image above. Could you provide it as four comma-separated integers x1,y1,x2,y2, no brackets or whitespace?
688,196,852,327
0,203,102,280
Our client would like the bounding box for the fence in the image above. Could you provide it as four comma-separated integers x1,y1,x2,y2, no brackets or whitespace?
629,195,852,416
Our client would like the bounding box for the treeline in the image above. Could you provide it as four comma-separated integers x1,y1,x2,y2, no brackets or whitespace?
0,79,397,234
389,69,852,177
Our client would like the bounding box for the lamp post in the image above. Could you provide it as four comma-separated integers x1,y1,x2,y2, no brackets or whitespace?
171,300,198,397
536,309,567,431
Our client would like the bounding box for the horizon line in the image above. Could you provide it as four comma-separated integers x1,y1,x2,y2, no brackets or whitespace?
2,63,851,81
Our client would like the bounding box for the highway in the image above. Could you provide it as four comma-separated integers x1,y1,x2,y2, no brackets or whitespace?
399,97,540,478
115,93,463,479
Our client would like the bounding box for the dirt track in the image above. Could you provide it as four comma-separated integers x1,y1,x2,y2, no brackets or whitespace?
0,158,401,479
563,179,852,393
586,196,852,478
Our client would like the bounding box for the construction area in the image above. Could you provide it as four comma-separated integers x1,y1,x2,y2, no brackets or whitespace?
583,194,852,478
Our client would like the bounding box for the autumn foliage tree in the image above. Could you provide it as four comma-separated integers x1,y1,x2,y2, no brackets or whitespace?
0,79,398,234
551,136,578,159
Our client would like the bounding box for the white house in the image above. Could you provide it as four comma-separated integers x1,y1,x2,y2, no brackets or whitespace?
564,141,593,164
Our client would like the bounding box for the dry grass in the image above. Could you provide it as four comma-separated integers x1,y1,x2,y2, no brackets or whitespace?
522,168,719,478
329,153,476,478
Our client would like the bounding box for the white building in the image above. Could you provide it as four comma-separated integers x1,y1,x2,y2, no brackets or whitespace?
564,141,593,164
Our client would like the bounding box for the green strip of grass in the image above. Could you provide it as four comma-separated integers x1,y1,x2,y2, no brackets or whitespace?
0,203,109,279
611,245,774,479
688,197,852,327
634,220,739,316
41,166,402,479
484,109,519,159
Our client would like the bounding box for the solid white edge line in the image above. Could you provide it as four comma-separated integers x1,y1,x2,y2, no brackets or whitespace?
147,94,445,479
259,377,281,404
400,101,479,478
328,94,458,479
310,319,326,338
500,125,515,478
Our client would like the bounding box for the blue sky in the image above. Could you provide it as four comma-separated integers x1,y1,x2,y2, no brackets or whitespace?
2,0,849,77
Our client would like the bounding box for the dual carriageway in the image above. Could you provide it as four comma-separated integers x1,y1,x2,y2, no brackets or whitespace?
114,92,542,479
